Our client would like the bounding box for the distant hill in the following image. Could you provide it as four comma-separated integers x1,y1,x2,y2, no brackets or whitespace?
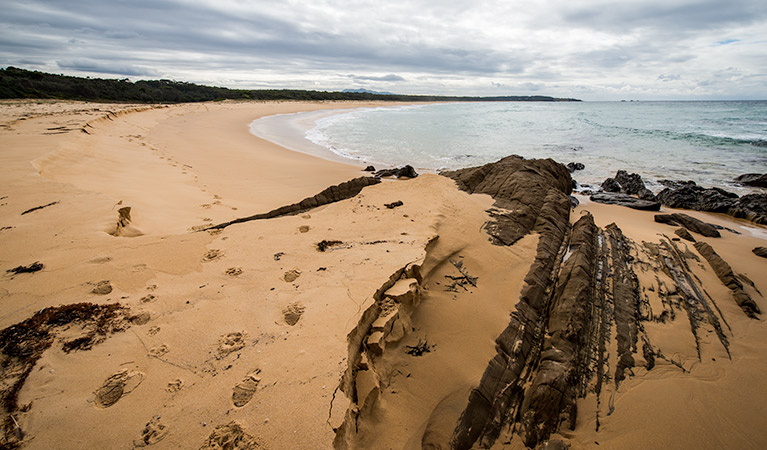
0,67,580,103
342,88,396,96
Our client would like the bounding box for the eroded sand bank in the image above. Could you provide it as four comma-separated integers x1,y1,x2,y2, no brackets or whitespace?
1,100,766,450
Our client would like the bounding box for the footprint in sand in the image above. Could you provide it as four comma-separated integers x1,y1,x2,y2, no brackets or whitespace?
149,344,169,357
200,421,261,449
225,267,243,277
90,280,113,295
203,249,223,262
147,326,160,336
218,332,245,358
232,369,261,407
166,378,183,393
134,415,168,447
282,302,306,326
140,294,156,303
298,225,310,233
130,312,151,326
94,369,144,408
283,269,301,283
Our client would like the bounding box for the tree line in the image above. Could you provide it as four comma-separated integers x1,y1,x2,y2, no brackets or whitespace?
0,67,580,103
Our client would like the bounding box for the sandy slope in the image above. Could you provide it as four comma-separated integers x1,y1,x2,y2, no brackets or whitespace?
1,100,766,450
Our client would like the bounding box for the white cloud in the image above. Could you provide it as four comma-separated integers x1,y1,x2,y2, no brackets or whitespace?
1,0,766,99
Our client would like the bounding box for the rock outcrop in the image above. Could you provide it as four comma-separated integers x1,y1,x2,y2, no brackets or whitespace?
206,176,381,230
601,170,657,201
654,213,721,238
590,192,661,210
694,242,761,318
441,155,572,245
374,165,418,178
656,181,767,224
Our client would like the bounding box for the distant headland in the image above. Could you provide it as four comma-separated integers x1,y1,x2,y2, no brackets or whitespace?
0,67,580,104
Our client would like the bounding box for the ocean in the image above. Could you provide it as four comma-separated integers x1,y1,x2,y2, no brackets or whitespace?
250,101,767,193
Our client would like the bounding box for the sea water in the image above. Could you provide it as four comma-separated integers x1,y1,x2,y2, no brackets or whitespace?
251,101,767,193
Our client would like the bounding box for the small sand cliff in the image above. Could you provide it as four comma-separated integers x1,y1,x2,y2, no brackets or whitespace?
1,100,766,450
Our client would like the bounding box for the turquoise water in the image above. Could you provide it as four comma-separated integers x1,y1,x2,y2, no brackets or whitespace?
301,101,767,192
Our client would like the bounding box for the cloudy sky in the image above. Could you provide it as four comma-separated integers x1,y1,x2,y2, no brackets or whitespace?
2,0,766,100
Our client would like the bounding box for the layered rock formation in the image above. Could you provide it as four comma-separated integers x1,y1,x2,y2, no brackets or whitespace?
331,156,763,450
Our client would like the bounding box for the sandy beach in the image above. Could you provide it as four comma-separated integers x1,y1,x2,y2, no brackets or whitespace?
1,100,766,450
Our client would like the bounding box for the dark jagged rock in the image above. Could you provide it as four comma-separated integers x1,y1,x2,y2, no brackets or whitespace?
735,173,767,188
566,162,584,172
674,228,696,242
657,182,737,213
206,176,381,230
442,155,572,246
363,165,376,172
730,194,767,224
654,213,721,238
374,165,418,178
657,181,767,224
590,192,661,211
694,242,761,318
754,247,767,258
613,170,657,201
601,177,621,193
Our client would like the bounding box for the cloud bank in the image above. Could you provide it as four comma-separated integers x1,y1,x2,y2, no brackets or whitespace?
1,0,765,99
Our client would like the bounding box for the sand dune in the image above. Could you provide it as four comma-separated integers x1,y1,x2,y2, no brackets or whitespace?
1,100,766,449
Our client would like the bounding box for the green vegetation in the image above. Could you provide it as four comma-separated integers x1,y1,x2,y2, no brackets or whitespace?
0,67,580,103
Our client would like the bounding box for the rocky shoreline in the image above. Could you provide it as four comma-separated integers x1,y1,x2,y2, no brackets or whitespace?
331,156,765,449
574,168,767,225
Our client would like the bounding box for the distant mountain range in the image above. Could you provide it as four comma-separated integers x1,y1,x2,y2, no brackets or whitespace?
342,88,396,96
0,67,580,103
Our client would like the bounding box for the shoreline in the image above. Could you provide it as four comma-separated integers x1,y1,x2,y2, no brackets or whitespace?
1,100,766,450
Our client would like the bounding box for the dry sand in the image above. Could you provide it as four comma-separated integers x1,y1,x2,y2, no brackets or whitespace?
1,100,766,449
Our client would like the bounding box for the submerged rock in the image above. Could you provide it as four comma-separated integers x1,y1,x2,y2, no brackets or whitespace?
566,162,585,172
735,173,767,188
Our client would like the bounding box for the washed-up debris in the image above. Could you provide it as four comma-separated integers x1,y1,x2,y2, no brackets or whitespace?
20,201,59,215
6,262,43,275
405,338,435,356
444,258,478,292
317,240,344,252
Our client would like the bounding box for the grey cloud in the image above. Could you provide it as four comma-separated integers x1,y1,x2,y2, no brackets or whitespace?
658,74,681,82
561,0,766,32
1,0,765,99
